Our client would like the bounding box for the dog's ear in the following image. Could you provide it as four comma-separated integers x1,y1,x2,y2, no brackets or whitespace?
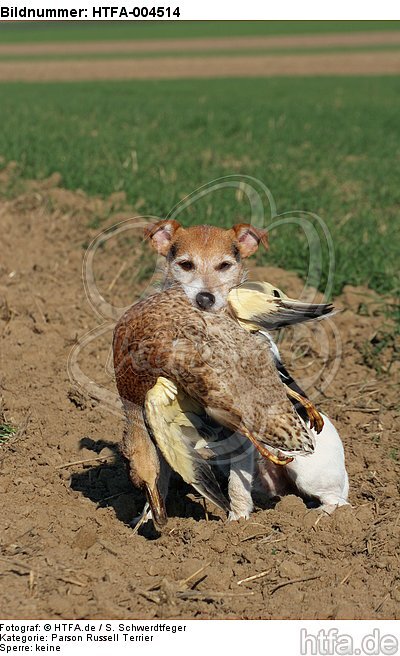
144,219,181,256
231,223,269,258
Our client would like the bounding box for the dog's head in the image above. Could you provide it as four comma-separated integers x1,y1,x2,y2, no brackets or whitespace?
144,220,269,312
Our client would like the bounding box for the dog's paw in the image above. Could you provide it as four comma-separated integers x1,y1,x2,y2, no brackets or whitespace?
317,499,351,515
228,509,251,521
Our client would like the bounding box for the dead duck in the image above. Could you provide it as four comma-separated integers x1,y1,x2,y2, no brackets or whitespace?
113,284,323,528
141,282,335,524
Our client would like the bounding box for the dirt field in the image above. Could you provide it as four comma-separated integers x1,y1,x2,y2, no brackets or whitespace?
1,30,400,80
0,169,399,620
2,51,400,82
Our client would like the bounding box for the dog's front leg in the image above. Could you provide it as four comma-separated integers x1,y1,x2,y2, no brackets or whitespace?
228,441,254,521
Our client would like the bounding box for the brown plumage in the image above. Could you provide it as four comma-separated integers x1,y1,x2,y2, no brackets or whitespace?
113,285,315,527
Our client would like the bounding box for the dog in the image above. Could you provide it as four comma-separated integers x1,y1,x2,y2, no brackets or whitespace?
143,219,349,518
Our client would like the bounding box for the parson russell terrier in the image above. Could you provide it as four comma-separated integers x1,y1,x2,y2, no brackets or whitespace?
144,219,349,519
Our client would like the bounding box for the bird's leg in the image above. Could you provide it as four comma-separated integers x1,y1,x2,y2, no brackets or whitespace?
241,428,293,465
122,402,168,530
228,439,254,521
284,386,324,434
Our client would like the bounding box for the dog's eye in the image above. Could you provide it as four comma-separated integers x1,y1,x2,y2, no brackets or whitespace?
178,261,195,271
217,261,233,271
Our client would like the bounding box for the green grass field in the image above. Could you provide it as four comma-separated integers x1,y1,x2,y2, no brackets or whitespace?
1,20,400,43
1,76,399,298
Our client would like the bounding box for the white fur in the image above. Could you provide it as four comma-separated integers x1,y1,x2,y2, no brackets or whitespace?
255,413,349,513
228,446,254,520
286,413,349,511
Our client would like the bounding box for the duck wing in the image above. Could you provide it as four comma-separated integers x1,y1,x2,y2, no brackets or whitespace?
144,376,230,513
228,280,335,331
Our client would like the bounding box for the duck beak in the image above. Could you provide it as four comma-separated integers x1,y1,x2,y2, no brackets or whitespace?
146,483,168,529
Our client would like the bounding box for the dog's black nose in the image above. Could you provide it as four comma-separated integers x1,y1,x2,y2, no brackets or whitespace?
196,291,215,310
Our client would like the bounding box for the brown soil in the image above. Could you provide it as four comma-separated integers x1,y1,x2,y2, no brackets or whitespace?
1,31,400,56
0,169,399,620
1,51,400,81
